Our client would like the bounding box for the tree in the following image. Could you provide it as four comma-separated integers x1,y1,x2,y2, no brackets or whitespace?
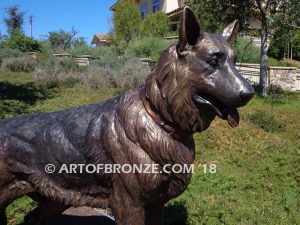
113,0,142,48
0,30,6,48
73,37,88,48
189,1,256,33
48,27,78,50
3,5,25,34
254,0,300,95
189,1,225,32
269,0,300,59
6,29,41,52
141,12,169,37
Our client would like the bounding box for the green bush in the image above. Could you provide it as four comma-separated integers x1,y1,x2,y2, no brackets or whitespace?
266,84,285,103
126,36,170,61
1,57,36,72
269,37,285,59
141,12,169,37
0,48,24,65
70,46,130,70
268,57,293,67
248,110,285,132
0,99,29,118
113,0,142,48
6,29,41,52
233,37,260,63
70,46,116,58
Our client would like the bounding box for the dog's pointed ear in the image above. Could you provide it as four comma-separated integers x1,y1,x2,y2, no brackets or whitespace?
220,20,239,45
177,7,204,57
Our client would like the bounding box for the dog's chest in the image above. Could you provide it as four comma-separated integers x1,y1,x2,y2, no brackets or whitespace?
114,94,195,200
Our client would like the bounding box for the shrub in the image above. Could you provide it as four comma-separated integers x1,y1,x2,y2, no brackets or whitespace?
266,84,284,103
126,36,171,61
80,66,116,89
81,58,148,89
70,46,116,58
268,57,293,67
233,36,260,63
34,57,81,83
1,57,36,72
141,12,169,37
0,99,29,119
248,110,285,132
6,29,41,52
113,0,142,48
269,37,285,59
0,48,24,65
90,53,130,71
58,58,81,73
115,58,148,88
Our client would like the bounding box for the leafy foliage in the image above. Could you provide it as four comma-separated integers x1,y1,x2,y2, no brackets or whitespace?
126,36,171,61
113,0,142,48
47,27,79,50
141,12,169,37
233,36,260,63
112,1,169,49
5,29,41,52
189,1,224,33
72,37,88,48
3,5,25,34
269,0,300,60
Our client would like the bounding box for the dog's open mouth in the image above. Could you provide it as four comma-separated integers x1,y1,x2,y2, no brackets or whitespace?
193,94,240,128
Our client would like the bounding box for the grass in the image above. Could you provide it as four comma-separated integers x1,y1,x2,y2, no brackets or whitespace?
1,72,299,225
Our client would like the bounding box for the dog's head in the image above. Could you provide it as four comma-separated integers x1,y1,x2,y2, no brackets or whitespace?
145,7,254,133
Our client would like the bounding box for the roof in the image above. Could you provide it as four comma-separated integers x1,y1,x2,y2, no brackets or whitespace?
110,1,119,11
91,34,111,45
166,6,184,20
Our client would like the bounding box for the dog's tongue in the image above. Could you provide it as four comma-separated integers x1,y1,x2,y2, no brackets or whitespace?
227,108,240,128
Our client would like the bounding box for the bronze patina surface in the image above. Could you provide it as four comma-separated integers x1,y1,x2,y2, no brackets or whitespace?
0,7,254,225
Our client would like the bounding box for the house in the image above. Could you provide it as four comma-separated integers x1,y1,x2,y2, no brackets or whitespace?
110,0,190,22
91,34,111,47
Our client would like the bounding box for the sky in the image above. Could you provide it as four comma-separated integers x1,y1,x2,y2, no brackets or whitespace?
0,0,116,44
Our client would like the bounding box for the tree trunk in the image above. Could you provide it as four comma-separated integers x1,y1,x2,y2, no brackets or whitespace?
259,20,269,96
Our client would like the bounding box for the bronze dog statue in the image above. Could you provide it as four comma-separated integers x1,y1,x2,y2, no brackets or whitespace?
0,7,254,225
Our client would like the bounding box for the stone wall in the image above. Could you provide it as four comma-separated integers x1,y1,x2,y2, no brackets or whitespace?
269,67,299,91
235,63,300,91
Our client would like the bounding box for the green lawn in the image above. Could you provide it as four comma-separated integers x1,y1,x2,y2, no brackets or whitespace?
1,72,299,225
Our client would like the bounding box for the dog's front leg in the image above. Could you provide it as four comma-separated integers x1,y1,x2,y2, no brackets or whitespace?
111,198,145,225
110,180,145,225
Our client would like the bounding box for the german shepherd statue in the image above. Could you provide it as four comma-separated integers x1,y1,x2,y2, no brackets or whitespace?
0,7,254,225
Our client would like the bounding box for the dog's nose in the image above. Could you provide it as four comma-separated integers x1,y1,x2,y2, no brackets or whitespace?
239,90,254,106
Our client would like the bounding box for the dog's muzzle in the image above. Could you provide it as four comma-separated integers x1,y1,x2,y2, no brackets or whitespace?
193,90,254,128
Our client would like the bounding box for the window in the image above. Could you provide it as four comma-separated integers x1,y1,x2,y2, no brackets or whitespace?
140,4,147,19
153,0,159,13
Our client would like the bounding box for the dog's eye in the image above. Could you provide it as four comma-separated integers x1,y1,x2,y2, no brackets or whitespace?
208,58,218,68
